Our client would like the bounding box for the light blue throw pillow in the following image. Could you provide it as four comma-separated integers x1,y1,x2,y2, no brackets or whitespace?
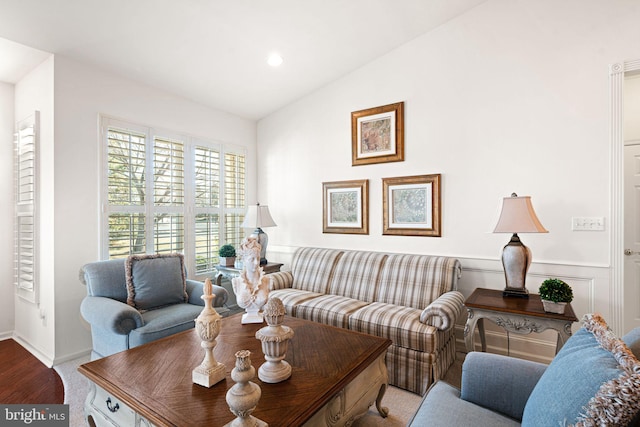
125,253,188,311
522,314,640,427
623,327,640,359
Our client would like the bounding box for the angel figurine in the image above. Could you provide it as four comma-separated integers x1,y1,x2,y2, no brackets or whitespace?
232,237,271,323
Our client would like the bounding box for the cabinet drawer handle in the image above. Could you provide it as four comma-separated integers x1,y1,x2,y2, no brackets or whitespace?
106,397,120,413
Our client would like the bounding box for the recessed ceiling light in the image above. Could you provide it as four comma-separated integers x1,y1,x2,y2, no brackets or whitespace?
267,53,283,67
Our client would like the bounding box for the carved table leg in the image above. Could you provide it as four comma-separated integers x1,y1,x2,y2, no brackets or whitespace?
555,321,573,354
215,272,224,287
464,308,480,352
478,318,487,352
375,383,389,418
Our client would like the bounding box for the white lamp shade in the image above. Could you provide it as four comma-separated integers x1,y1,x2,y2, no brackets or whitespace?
241,204,277,229
493,195,548,234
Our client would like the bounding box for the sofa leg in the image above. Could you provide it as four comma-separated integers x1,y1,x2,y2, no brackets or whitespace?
375,383,389,418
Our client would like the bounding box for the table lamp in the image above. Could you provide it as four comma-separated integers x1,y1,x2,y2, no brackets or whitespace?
241,203,277,265
493,193,548,297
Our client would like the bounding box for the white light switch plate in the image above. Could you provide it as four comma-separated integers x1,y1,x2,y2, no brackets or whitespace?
571,217,605,231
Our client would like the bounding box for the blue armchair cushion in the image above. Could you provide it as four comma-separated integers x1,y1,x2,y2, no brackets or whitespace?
522,313,640,427
125,253,188,311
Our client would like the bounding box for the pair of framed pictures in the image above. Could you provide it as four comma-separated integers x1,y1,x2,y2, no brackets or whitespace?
322,174,441,237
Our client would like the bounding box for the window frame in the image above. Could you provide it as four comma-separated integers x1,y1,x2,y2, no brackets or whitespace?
100,116,247,278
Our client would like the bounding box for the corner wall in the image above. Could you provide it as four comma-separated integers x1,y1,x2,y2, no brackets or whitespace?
13,55,55,365
0,82,15,339
51,56,257,362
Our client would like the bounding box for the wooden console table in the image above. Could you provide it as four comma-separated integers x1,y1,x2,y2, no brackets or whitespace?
79,314,391,426
464,288,578,355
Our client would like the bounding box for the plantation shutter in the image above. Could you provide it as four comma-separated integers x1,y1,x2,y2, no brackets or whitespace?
101,116,247,277
194,146,221,274
223,152,246,249
107,127,147,257
153,137,185,254
14,112,39,303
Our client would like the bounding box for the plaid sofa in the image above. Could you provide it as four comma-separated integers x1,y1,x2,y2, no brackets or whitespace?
269,247,463,395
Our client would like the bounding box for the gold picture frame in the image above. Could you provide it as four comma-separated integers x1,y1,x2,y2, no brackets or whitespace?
351,102,404,166
382,174,441,237
322,179,369,234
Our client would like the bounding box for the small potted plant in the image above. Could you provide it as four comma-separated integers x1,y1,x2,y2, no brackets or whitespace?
538,278,573,314
218,244,236,267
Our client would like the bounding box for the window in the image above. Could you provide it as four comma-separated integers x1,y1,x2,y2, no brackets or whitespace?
14,111,39,303
101,117,246,277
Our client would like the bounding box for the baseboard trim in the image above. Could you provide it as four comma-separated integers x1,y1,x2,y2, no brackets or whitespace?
53,348,92,366
12,333,54,368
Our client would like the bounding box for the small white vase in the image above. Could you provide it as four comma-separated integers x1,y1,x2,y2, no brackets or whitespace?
541,299,567,314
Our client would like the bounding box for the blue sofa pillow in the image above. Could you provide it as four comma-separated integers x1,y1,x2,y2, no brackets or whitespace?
522,314,640,426
624,327,640,359
125,253,188,311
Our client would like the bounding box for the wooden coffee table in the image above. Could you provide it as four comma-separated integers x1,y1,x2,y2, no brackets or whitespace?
79,314,391,426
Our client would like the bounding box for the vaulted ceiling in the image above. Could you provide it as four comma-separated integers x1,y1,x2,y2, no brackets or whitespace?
0,0,486,120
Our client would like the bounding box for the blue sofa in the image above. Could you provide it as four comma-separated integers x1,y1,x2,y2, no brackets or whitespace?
408,314,640,426
80,255,228,360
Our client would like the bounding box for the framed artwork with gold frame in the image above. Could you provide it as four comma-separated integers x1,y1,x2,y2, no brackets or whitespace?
382,174,441,237
322,179,369,234
351,102,404,166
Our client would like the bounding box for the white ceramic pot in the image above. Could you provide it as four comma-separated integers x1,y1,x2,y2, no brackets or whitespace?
542,299,567,314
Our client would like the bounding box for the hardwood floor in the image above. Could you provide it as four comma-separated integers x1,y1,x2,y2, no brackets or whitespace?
0,339,64,404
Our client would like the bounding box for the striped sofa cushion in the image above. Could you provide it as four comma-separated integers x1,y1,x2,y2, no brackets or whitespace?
327,250,387,302
349,302,439,352
295,294,370,329
376,255,461,309
269,288,323,317
291,247,343,294
269,271,294,290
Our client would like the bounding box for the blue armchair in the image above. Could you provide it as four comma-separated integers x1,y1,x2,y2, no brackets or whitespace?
409,314,640,426
80,256,228,360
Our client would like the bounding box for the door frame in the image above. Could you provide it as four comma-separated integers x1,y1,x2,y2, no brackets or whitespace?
610,59,640,334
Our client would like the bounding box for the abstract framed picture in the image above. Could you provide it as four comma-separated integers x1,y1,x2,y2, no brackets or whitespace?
382,174,441,237
322,179,369,234
351,102,404,166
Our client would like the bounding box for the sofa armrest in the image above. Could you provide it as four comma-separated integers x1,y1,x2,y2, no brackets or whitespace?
269,271,294,291
420,290,465,330
460,352,547,421
186,279,228,307
80,296,144,335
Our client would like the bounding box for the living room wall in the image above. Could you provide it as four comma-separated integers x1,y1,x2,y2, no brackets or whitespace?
48,56,258,363
0,82,15,339
13,56,55,365
257,0,640,350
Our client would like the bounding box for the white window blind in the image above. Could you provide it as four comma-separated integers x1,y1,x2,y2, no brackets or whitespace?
102,117,247,277
194,145,220,274
14,111,39,303
107,127,147,257
223,152,246,250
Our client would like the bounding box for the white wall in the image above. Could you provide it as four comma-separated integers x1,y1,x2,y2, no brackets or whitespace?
14,55,55,365
258,0,640,357
625,74,640,142
0,82,15,339
50,56,257,363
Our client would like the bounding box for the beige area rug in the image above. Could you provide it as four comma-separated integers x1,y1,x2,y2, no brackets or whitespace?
54,352,464,427
53,355,91,427
353,351,464,426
